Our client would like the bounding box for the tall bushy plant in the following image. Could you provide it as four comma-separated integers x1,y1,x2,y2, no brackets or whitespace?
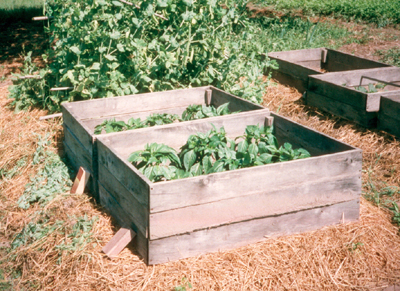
10,0,277,112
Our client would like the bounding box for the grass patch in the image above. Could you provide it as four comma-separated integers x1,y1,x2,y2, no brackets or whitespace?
0,0,44,21
257,0,400,27
376,47,400,67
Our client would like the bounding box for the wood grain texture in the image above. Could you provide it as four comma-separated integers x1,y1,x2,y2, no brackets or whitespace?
63,142,98,198
98,163,149,235
102,227,136,259
63,126,93,173
63,86,209,120
149,173,360,239
150,150,361,214
379,93,400,119
97,138,150,206
62,107,94,154
98,183,148,263
148,199,360,265
323,49,390,72
271,112,357,155
305,91,378,128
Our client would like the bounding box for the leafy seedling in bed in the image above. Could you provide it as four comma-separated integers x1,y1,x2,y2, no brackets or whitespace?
354,83,387,93
128,143,181,182
181,102,235,121
94,118,147,134
144,113,180,126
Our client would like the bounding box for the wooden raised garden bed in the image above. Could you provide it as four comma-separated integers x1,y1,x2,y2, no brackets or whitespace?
306,67,400,127
96,110,362,265
61,86,266,200
268,48,390,92
378,92,400,138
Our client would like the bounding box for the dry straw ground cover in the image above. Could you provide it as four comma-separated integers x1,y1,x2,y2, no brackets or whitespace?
1,76,400,289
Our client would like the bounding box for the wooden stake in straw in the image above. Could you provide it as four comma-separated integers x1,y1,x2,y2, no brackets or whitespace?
39,113,63,121
102,228,136,259
32,16,54,21
70,167,90,195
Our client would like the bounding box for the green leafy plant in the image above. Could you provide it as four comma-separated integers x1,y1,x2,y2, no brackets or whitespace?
354,83,386,93
129,124,311,182
174,277,192,291
95,103,235,134
128,143,181,182
181,102,234,121
17,134,73,209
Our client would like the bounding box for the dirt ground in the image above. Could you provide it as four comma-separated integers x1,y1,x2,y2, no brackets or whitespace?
1,17,400,290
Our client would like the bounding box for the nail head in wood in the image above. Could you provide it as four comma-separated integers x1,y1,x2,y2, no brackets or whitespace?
102,228,136,259
70,167,90,194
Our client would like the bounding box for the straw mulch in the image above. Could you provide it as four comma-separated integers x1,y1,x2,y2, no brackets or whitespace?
1,79,400,290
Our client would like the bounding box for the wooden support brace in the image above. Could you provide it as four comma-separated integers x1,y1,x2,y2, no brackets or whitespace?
321,48,328,64
205,89,212,106
32,16,53,21
102,228,136,259
70,167,90,194
39,113,63,121
265,116,274,127
50,87,74,91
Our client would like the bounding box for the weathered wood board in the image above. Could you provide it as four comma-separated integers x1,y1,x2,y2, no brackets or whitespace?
306,67,400,127
378,92,400,138
96,111,362,264
267,48,391,92
62,86,266,200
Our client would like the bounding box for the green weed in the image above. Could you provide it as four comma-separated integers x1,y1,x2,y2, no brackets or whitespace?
17,134,72,209
376,47,400,67
174,277,192,291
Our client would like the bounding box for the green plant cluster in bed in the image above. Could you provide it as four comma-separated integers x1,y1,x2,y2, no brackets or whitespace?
128,124,310,182
94,102,236,134
354,83,386,93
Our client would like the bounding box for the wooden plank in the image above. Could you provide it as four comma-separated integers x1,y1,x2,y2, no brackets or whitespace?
102,227,136,259
62,107,94,155
70,167,90,194
63,142,98,198
63,125,93,173
271,112,357,155
148,199,360,265
149,173,360,239
308,76,372,111
98,109,271,158
305,91,378,128
379,93,400,119
97,139,150,206
150,150,361,213
378,114,400,138
268,48,323,62
98,184,148,263
64,87,209,120
98,163,149,235
210,87,266,112
323,49,390,72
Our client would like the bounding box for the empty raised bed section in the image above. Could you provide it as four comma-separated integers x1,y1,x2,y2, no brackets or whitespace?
96,110,361,265
268,48,390,92
378,92,400,138
306,67,400,127
61,86,266,199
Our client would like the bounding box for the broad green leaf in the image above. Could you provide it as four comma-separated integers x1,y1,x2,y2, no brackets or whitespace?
183,149,196,171
70,46,81,55
237,140,248,153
